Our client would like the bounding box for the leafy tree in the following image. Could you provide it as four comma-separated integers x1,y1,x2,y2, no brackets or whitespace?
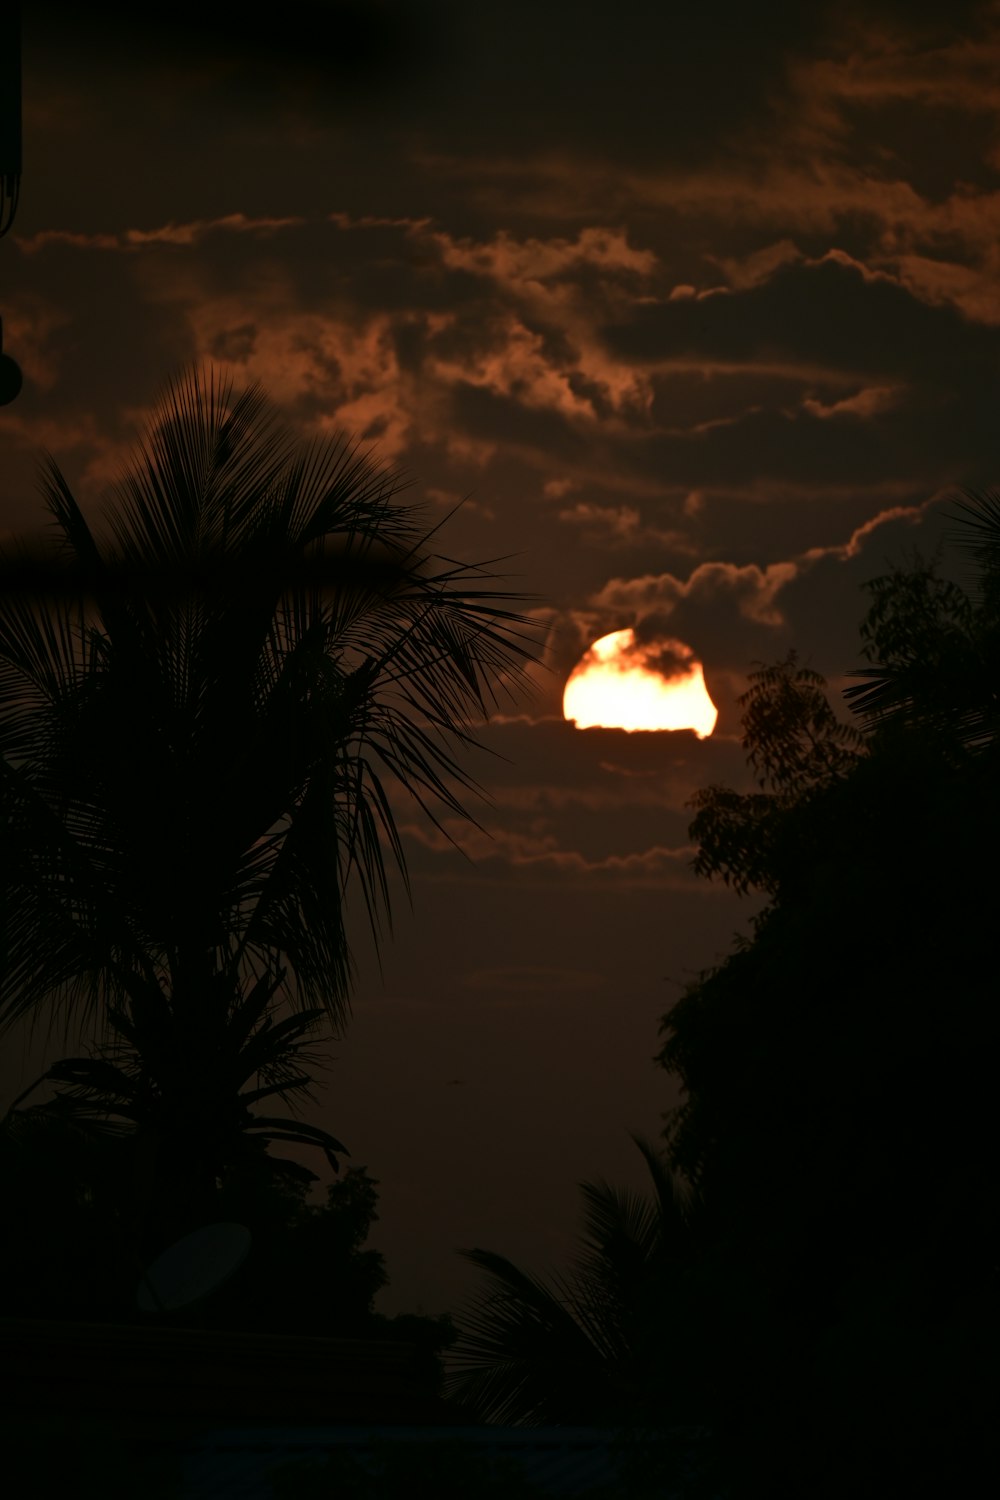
0,1104,361,1325
0,366,535,1244
202,1157,388,1337
0,1102,455,1395
654,493,1000,1495
687,652,864,896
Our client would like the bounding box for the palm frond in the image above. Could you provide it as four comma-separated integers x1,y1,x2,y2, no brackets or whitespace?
1,362,539,1219
946,487,1000,590
445,1247,616,1426
446,1133,696,1426
844,551,1000,753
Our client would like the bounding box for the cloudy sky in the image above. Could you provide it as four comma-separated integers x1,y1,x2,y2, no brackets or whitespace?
2,0,997,1317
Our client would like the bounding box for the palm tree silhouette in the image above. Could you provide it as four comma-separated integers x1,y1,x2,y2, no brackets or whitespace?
444,1133,694,1428
845,488,1000,755
0,366,535,1236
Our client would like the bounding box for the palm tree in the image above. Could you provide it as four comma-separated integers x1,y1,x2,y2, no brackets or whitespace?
0,365,535,1237
844,488,1000,754
443,1133,695,1428
8,965,349,1242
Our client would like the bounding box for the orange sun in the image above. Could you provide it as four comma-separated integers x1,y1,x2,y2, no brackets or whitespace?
563,629,718,736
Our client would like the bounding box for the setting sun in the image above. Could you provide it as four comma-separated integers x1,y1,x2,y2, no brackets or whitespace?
563,629,718,736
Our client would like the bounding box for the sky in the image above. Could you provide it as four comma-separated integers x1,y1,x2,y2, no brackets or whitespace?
2,0,998,1318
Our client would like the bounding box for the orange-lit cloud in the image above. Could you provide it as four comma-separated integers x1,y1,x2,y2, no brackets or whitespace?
400,817,700,888
802,385,900,419
430,225,659,285
555,500,691,551
593,561,799,630
15,213,308,256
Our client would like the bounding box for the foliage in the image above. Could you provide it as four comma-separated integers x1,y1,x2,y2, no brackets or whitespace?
686,652,863,895
0,1104,442,1345
9,967,348,1246
443,1133,696,1429
201,1159,389,1336
655,492,1000,1493
845,492,1000,755
368,1307,458,1393
0,1106,139,1320
0,365,536,1235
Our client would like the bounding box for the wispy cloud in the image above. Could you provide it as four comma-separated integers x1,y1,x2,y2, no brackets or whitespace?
16,213,308,256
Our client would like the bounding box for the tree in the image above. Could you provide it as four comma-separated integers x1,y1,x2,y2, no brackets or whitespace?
686,651,864,897
443,1133,695,1429
0,1104,374,1330
0,1102,457,1410
7,964,356,1251
844,491,1000,757
654,498,1000,1494
0,365,535,1244
663,739,1000,1494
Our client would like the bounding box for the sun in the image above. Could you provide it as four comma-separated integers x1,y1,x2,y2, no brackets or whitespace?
563,629,718,736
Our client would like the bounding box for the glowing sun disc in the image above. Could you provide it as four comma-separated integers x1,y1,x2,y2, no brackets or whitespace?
563,629,718,736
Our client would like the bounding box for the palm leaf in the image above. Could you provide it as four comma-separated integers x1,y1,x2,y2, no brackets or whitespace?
445,1134,694,1426
445,1247,618,1426
1,362,538,1218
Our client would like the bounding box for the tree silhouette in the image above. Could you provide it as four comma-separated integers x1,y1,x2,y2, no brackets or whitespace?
444,1133,695,1429
687,651,864,896
655,503,1000,1494
0,365,536,1242
8,969,349,1250
845,490,1000,756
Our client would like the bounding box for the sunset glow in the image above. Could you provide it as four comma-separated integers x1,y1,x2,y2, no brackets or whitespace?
563,630,718,736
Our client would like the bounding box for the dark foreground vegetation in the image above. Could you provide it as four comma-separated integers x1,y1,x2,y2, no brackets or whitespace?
0,367,527,1483
446,496,1000,1497
1,370,997,1496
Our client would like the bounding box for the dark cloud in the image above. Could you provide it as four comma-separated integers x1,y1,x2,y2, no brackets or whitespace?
209,321,258,363
627,630,697,683
30,1,811,164
31,2,453,111
449,382,591,464
39,0,994,180
602,255,1000,380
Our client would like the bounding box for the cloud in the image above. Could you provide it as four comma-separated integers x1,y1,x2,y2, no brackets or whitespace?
11,7,1000,735
555,501,691,552
592,560,799,632
433,316,599,423
601,251,997,379
490,781,684,813
710,240,804,290
802,385,900,419
430,225,659,287
801,497,937,562
401,818,701,888
17,180,998,548
14,213,661,475
544,493,958,736
16,214,308,256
